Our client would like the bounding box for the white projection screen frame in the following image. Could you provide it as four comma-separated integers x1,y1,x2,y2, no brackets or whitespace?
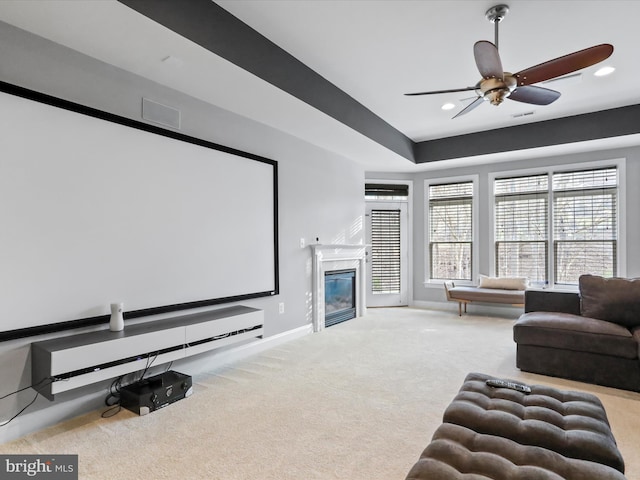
0,82,279,341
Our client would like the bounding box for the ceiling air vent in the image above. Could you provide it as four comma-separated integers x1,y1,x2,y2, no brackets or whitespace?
543,72,583,86
512,111,535,119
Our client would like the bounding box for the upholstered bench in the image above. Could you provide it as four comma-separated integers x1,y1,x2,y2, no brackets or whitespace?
444,284,525,316
406,372,626,479
444,279,525,316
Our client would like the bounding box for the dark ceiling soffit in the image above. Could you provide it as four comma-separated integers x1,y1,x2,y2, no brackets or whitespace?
117,0,638,167
415,103,640,163
117,0,415,163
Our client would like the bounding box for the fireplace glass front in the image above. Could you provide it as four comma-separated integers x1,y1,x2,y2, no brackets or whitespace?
324,269,356,327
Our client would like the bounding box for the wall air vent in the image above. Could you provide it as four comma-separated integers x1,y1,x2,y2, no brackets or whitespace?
142,98,181,129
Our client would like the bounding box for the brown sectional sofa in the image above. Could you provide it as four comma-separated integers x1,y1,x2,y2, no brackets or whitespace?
405,372,626,479
513,275,640,391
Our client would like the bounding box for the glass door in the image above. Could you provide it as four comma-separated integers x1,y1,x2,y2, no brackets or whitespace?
365,202,408,307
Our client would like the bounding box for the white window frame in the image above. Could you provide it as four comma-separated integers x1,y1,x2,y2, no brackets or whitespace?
489,158,626,290
424,175,479,287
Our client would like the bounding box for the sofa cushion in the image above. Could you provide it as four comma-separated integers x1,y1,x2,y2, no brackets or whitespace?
633,327,640,358
524,289,581,315
441,373,625,472
514,312,637,359
479,274,528,290
580,274,640,328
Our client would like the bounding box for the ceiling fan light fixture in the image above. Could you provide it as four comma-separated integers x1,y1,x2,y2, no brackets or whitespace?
594,66,615,77
404,4,614,120
485,88,510,105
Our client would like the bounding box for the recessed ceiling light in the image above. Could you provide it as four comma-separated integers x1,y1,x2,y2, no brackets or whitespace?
594,66,615,77
441,102,456,111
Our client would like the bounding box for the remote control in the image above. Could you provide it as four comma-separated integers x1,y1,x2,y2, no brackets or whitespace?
486,378,532,394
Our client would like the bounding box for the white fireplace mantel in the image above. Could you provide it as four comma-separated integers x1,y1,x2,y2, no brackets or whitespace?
310,244,367,332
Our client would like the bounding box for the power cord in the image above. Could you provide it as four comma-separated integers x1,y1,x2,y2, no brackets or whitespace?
0,377,54,427
138,351,159,382
101,351,162,418
101,375,124,418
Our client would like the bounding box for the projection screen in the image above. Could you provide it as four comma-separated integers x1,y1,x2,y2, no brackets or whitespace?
0,82,279,340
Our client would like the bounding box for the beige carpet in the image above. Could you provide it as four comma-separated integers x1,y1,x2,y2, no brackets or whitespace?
4,307,640,479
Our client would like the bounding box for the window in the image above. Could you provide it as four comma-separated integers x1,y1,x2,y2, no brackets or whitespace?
365,182,409,298
427,181,474,281
494,174,549,283
553,168,617,284
493,165,619,286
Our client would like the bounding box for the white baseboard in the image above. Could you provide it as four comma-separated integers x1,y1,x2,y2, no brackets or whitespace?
180,323,314,375
411,300,522,319
411,300,449,310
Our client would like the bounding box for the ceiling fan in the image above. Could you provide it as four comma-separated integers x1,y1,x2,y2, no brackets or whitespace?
405,4,614,118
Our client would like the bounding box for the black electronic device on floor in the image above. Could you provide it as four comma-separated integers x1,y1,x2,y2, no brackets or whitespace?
120,370,193,415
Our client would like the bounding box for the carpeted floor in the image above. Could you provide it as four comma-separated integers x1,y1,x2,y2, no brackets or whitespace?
3,307,640,479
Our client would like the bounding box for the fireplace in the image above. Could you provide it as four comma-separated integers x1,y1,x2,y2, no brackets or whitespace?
310,244,366,332
324,269,356,327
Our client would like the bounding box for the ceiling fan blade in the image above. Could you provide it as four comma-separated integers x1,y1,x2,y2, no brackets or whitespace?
474,40,504,79
508,85,561,105
514,44,614,86
404,86,477,96
452,96,484,119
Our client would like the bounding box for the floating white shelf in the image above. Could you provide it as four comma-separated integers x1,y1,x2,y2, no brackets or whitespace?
31,305,264,400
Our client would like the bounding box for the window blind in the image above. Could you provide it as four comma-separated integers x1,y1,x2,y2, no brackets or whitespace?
553,168,617,283
370,209,401,294
428,182,473,280
365,183,409,200
494,174,549,283
493,167,618,286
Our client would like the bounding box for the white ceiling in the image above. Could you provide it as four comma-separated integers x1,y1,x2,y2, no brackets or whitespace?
1,0,639,172
219,0,640,141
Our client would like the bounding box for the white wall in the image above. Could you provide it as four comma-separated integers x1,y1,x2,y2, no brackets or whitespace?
0,22,365,442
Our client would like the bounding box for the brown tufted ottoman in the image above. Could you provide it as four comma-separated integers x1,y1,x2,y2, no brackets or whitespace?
406,372,626,479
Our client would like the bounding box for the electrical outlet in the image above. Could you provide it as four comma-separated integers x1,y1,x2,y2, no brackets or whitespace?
278,302,285,314
299,237,305,248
